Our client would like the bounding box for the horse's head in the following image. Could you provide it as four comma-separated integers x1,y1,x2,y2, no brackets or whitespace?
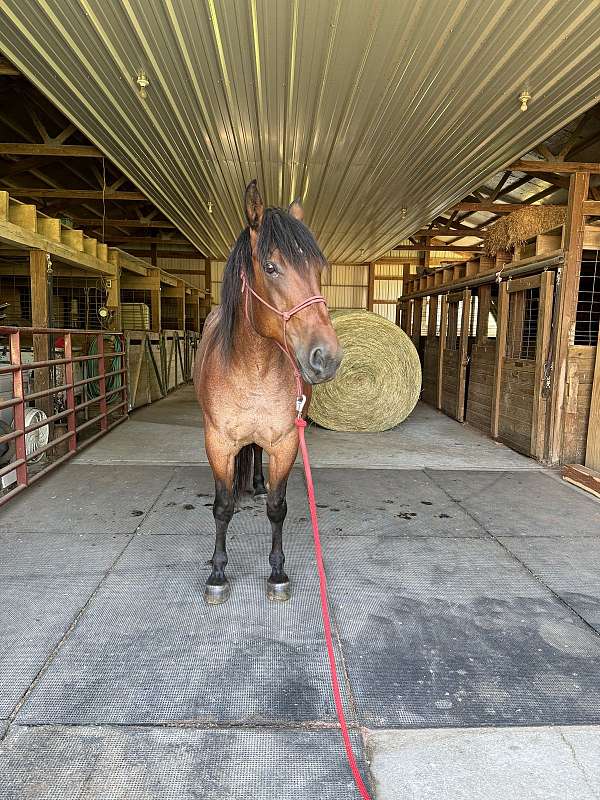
244,180,342,384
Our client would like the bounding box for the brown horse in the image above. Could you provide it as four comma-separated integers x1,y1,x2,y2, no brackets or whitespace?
194,181,342,604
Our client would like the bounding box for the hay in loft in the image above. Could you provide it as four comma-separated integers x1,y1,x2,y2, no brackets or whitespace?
309,310,421,432
485,205,566,254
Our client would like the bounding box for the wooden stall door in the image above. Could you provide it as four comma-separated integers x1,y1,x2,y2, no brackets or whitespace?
440,289,471,421
466,285,497,433
493,273,554,458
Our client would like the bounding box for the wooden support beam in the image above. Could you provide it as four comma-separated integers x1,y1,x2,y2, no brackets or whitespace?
450,202,565,214
145,268,162,332
0,143,103,157
367,262,375,311
30,250,52,416
127,249,205,260
584,331,600,471
548,171,590,463
491,281,509,439
6,188,146,200
436,297,447,410
509,160,600,174
563,464,600,500
0,57,19,76
392,244,484,253
581,200,600,215
74,218,176,228
531,271,554,460
103,235,190,245
412,226,484,237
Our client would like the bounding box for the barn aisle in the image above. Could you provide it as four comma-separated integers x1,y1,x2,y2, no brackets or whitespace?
2,388,600,798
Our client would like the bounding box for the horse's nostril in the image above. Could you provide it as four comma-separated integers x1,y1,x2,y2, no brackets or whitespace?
309,346,325,373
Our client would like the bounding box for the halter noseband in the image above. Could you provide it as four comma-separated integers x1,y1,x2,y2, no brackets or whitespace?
240,271,327,415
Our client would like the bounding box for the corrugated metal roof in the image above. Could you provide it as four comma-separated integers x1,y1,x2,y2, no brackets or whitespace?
1,0,600,263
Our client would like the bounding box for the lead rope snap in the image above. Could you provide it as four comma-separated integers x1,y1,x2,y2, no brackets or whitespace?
296,394,306,418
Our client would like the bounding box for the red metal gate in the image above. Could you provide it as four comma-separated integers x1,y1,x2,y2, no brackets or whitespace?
0,326,128,507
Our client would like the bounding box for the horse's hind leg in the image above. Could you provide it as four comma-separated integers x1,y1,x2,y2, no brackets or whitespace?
252,444,267,497
265,433,297,602
204,428,235,604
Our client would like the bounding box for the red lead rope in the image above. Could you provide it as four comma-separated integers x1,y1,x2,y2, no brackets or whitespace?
242,272,371,796
295,416,372,800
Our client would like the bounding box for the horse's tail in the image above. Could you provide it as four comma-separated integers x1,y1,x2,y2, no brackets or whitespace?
232,444,254,502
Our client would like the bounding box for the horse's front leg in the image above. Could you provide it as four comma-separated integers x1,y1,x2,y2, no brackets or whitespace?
265,430,297,602
204,426,236,604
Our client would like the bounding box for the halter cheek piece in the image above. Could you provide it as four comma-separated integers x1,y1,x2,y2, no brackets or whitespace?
240,271,327,416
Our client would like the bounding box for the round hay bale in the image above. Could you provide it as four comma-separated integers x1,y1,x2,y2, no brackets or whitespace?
309,310,421,432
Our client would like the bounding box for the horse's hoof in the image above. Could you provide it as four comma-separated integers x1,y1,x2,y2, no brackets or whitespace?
253,487,267,499
204,580,231,605
267,578,291,602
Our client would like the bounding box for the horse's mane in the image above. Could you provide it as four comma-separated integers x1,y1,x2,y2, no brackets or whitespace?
214,206,327,357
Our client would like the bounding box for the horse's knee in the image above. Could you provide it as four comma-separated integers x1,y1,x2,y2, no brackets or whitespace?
213,481,234,523
267,489,287,525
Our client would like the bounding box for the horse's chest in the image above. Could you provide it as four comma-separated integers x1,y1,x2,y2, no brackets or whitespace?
204,371,295,445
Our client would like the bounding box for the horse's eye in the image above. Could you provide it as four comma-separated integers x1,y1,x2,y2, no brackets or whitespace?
263,261,279,277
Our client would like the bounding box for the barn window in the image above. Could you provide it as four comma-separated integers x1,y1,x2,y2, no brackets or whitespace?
469,294,479,337
506,287,539,360
574,249,600,346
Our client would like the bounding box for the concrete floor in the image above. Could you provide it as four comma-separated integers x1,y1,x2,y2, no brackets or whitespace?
75,385,532,470
2,386,600,799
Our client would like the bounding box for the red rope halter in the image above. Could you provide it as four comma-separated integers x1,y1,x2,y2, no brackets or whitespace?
241,272,372,799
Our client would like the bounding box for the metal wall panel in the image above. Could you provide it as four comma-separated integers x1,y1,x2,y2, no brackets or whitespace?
6,1,597,264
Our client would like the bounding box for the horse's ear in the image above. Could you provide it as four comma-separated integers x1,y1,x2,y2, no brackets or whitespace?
288,197,304,222
245,179,264,229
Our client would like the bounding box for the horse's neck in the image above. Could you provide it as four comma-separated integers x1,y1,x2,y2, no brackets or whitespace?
232,306,283,378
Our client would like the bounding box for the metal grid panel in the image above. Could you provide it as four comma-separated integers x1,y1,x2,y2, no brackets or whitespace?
506,288,539,360
137,465,484,539
427,470,600,538
17,533,351,725
0,726,368,800
2,2,600,262
0,533,128,717
0,464,175,534
328,534,600,728
575,249,600,346
499,536,600,632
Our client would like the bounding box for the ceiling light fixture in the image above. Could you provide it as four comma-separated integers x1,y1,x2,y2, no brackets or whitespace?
136,71,150,99
519,90,531,112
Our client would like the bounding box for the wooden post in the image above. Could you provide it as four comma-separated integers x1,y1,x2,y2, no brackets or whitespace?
106,271,121,330
437,296,447,410
547,171,590,463
477,285,491,343
457,288,471,421
30,249,51,417
177,280,186,331
148,268,162,332
585,334,600,470
531,271,555,460
412,297,423,350
491,281,509,439
367,262,375,311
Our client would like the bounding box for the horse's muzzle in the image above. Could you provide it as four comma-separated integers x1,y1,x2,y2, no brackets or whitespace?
298,343,343,384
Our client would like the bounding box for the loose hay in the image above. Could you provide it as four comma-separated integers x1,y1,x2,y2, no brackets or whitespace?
309,310,421,432
485,205,566,254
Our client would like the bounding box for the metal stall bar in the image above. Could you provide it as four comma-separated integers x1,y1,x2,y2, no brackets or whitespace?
0,326,128,507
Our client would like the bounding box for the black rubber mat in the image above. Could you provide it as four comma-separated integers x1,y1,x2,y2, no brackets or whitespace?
327,535,600,728
499,536,600,632
0,533,128,717
0,465,175,534
427,470,600,537
17,534,351,725
138,465,482,538
0,725,368,799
